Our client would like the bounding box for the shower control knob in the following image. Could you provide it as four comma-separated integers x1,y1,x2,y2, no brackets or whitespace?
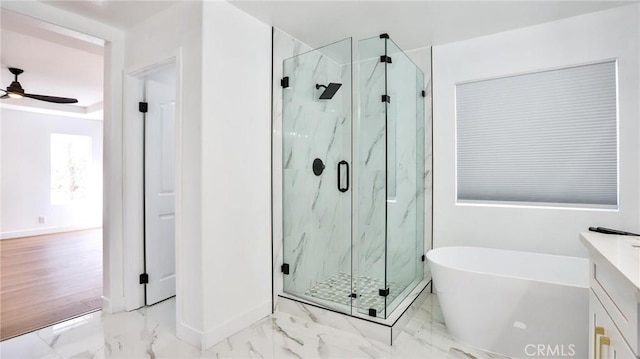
313,158,325,176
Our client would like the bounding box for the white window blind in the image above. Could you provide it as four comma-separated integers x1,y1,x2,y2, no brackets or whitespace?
456,60,618,207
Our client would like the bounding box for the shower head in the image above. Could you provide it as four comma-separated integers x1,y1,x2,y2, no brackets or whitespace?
315,83,342,100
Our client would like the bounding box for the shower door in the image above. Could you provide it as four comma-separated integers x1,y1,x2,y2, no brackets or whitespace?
282,38,353,314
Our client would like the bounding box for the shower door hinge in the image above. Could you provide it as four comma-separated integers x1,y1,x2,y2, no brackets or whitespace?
379,288,390,297
380,55,392,64
349,293,358,298
368,308,377,317
379,33,389,39
281,263,290,275
281,77,290,88
139,273,149,284
421,90,426,97
138,101,148,113
381,95,391,103
421,254,426,262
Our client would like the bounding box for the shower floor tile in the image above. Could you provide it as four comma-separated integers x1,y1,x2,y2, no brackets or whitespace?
303,272,405,315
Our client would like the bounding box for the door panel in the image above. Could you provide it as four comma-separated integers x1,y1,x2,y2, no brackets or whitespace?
144,70,176,305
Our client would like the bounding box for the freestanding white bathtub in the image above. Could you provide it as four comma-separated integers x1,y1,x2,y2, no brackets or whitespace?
427,246,589,358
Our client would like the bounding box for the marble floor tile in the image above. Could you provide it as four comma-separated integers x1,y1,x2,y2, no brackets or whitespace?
0,331,61,359
0,294,508,359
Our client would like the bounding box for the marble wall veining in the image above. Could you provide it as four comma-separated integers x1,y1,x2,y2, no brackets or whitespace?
405,46,433,282
282,37,353,303
355,39,388,315
385,44,430,315
355,38,431,317
272,28,313,311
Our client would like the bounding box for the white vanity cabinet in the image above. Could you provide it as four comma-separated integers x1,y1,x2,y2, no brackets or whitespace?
590,291,637,359
581,232,640,359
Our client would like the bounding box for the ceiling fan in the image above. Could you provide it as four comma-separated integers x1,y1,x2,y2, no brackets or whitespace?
0,67,78,104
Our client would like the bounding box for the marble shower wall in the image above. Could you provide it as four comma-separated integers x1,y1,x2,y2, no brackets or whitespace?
385,43,427,315
405,46,433,282
272,28,313,310
355,39,432,317
279,32,353,303
355,38,387,313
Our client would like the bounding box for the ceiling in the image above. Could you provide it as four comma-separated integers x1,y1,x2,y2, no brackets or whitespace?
1,0,634,116
43,0,177,29
230,1,635,50
34,1,637,51
0,10,104,113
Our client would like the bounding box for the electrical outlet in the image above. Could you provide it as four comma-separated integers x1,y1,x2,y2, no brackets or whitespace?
38,216,46,224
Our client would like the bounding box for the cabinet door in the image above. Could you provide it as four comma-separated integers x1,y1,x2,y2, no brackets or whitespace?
590,291,638,359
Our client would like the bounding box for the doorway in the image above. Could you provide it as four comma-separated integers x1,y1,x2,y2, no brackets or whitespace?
0,9,105,340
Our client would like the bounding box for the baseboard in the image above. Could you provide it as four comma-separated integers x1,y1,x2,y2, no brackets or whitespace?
175,301,271,351
177,321,206,350
201,301,272,350
101,295,126,314
101,296,114,314
0,224,101,239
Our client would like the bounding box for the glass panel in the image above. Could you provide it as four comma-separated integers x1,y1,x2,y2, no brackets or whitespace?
282,38,353,314
384,38,425,317
415,62,426,284
356,36,388,318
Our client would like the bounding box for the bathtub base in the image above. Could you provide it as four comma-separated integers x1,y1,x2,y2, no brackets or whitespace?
276,280,431,345
428,247,590,359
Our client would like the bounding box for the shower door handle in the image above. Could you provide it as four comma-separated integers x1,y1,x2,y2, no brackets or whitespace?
338,160,349,193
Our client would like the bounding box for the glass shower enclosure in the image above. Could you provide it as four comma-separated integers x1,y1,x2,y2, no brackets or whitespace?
282,34,425,319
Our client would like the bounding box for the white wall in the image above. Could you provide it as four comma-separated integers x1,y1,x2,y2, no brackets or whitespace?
0,109,103,238
2,4,272,346
125,0,272,349
200,1,272,348
0,1,126,314
432,4,640,257
124,0,204,348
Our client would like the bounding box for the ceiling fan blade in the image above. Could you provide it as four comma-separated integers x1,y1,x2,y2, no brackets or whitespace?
24,93,78,104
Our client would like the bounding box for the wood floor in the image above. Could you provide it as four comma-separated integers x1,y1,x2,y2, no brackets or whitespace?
0,229,102,340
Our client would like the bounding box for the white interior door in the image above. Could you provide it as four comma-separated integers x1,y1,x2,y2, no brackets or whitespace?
144,68,176,305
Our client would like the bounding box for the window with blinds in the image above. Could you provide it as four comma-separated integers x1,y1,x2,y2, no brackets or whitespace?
456,60,618,208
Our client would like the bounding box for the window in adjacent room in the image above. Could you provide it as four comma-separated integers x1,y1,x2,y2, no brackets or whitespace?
455,60,618,208
50,133,92,205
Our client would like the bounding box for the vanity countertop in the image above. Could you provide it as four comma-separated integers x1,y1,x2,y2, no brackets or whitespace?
580,231,640,292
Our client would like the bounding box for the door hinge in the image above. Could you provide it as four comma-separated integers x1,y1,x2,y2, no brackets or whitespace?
139,101,148,113
281,263,290,275
381,95,391,103
421,254,426,262
380,55,392,64
368,308,377,317
139,273,149,284
281,77,290,88
379,288,390,297
349,293,358,298
421,90,426,97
